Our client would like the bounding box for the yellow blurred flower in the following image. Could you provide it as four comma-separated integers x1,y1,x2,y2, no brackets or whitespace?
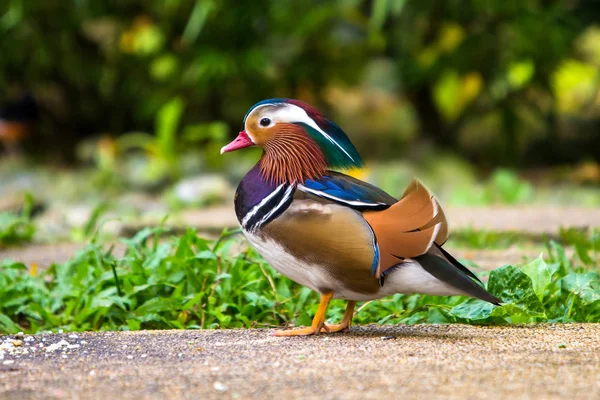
120,16,164,55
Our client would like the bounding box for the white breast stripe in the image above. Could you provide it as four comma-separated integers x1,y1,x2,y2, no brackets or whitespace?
298,184,387,207
242,183,285,227
255,185,295,229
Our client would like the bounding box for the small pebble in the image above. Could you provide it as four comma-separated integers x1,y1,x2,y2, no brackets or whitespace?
11,340,22,347
127,355,133,360
58,329,63,334
3,360,15,365
213,382,228,392
68,334,79,339
141,354,147,358
16,332,24,339
89,370,96,376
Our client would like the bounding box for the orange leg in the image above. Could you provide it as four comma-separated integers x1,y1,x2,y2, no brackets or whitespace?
273,292,333,336
321,301,356,333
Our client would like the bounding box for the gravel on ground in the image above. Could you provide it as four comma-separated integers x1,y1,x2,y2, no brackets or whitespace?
1,325,599,400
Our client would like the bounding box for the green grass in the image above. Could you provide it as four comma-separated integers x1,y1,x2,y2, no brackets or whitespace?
0,194,36,247
0,227,598,334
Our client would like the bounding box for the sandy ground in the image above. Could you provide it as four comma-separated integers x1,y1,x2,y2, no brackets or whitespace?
1,325,600,400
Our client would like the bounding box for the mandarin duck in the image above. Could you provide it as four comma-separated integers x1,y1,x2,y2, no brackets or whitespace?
221,99,500,336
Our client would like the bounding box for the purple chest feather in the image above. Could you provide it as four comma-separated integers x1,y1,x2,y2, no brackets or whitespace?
234,165,295,231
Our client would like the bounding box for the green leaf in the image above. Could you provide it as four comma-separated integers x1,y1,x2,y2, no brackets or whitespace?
450,299,494,320
491,304,539,323
182,0,215,45
156,97,185,156
488,265,545,316
126,319,141,331
134,298,176,315
0,312,21,334
427,306,454,323
520,255,552,301
195,250,217,260
561,272,600,305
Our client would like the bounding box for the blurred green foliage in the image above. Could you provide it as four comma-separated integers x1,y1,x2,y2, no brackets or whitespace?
1,0,600,166
0,193,35,247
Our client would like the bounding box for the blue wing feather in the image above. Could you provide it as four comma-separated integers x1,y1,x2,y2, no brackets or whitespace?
300,171,396,210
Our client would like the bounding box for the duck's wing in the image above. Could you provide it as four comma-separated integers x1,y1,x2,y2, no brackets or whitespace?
299,174,449,278
299,171,396,210
296,173,498,304
361,179,449,278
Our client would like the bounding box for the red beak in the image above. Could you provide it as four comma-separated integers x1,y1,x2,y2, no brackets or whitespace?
220,130,254,154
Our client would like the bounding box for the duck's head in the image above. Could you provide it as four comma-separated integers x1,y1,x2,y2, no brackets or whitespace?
221,98,363,184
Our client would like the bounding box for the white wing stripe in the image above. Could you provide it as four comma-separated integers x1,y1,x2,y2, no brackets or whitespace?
298,184,387,207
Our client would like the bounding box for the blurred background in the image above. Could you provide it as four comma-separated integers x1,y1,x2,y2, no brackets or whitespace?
1,0,599,245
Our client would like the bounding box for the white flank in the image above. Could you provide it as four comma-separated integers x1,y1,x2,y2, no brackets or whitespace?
378,259,466,297
243,232,334,295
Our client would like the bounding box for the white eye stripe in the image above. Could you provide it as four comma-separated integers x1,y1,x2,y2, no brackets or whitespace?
245,103,355,163
271,104,356,163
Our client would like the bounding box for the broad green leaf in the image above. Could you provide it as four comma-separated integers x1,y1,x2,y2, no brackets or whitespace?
450,299,494,320
427,306,454,323
488,265,545,316
491,304,541,323
520,255,552,301
561,272,600,305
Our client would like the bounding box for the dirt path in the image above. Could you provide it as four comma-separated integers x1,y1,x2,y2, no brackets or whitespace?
1,325,599,400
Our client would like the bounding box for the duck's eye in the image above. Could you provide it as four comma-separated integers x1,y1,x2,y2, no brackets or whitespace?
259,118,271,127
